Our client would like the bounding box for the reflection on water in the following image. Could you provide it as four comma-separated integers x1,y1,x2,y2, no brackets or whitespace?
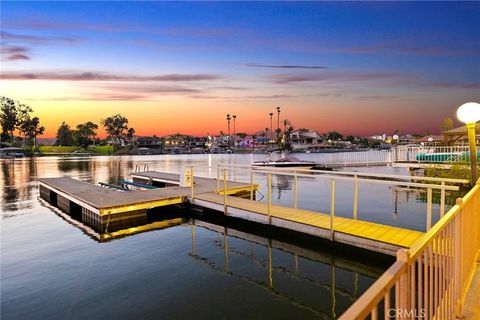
36,191,391,319
1,155,400,319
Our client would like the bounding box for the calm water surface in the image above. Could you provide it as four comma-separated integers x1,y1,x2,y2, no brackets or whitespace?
1,154,452,319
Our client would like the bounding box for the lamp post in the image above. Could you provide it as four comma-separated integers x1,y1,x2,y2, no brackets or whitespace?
226,114,231,150
233,115,236,152
269,112,273,142
393,134,399,162
276,107,281,139
457,102,480,186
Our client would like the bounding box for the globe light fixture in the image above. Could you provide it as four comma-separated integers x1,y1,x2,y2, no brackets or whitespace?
457,102,480,124
457,102,480,186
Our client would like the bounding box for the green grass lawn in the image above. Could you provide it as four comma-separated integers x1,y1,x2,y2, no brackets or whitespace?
87,145,114,154
38,146,82,153
38,145,114,154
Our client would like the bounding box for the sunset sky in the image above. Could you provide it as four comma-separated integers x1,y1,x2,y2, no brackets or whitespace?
1,1,479,138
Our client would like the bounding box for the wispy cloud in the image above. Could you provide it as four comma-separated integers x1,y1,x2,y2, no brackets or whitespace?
1,71,221,82
1,45,31,61
244,63,327,70
270,71,398,84
1,31,82,44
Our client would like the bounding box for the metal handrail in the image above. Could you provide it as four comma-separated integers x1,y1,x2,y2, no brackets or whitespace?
210,163,468,185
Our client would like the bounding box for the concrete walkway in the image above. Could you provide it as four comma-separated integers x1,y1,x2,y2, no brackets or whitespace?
463,262,480,319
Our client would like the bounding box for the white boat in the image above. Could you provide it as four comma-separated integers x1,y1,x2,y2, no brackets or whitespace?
252,151,316,168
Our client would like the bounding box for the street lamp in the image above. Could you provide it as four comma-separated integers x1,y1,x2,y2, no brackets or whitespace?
233,115,236,151
269,112,274,142
457,102,480,186
393,134,399,162
276,107,281,139
226,114,231,149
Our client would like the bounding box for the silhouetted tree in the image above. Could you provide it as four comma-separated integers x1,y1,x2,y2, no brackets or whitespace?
55,122,74,146
0,97,33,144
441,117,454,132
75,121,98,148
19,116,45,148
101,114,130,149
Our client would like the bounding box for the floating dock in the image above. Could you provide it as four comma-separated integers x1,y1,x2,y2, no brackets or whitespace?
39,170,430,256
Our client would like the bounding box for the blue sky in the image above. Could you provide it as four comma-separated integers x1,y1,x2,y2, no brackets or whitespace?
1,1,479,136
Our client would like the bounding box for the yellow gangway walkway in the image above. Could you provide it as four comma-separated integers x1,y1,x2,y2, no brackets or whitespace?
194,192,424,249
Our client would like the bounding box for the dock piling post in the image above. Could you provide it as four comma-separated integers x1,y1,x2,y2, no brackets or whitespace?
353,174,358,220
330,178,335,240
223,169,227,215
427,187,433,230
268,174,272,224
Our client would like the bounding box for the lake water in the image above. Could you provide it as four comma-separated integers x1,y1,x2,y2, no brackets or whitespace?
0,154,455,319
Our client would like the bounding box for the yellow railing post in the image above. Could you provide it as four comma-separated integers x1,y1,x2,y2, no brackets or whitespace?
427,187,433,231
294,174,298,209
454,198,463,317
217,164,220,193
396,249,410,313
330,178,335,240
353,174,358,220
250,170,254,200
223,169,227,215
267,174,272,224
440,182,446,217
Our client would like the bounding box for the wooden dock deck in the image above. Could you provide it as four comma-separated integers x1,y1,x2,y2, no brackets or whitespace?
191,192,423,256
38,169,448,256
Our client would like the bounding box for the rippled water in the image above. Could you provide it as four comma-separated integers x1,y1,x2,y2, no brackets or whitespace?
0,154,452,319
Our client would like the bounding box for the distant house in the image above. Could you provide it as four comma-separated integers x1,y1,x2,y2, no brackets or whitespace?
136,136,163,149
414,135,444,146
286,129,324,151
163,134,189,154
188,136,208,153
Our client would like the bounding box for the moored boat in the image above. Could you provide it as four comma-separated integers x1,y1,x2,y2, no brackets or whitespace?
252,152,316,168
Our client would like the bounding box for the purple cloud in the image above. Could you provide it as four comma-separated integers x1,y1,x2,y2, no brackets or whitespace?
244,63,327,70
1,71,221,82
1,31,82,44
1,45,31,61
270,72,398,84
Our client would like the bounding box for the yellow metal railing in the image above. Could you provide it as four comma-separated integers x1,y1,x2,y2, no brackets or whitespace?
339,180,480,320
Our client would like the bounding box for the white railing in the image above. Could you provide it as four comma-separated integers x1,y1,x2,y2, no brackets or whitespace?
393,146,471,164
339,180,480,319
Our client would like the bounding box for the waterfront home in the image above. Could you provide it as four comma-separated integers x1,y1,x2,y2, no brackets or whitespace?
188,136,208,153
286,129,324,151
136,136,163,149
163,134,189,154
414,135,444,146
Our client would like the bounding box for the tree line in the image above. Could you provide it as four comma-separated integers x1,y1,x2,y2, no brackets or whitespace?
0,97,45,148
56,114,135,150
1,97,135,151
